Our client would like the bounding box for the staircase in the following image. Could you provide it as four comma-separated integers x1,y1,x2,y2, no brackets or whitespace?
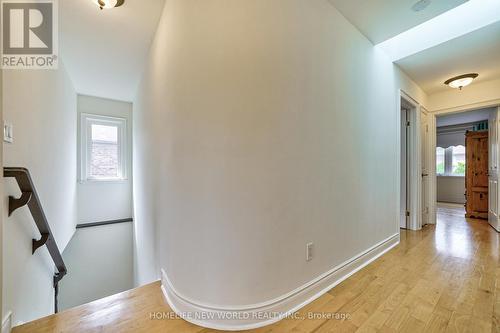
4,167,68,313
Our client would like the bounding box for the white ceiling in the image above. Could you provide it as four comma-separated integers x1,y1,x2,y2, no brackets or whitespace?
60,0,165,102
328,0,468,44
396,20,500,94
436,107,494,127
61,0,499,100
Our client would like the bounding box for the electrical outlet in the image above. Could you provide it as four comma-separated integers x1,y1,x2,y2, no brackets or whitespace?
306,242,313,262
3,122,13,143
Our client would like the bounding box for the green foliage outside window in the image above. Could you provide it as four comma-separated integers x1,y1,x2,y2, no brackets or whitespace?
437,162,444,174
453,162,465,176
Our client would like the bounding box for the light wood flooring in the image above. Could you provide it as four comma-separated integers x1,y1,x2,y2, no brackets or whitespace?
14,205,500,332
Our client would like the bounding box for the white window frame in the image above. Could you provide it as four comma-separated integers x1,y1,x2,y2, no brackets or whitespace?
80,113,127,182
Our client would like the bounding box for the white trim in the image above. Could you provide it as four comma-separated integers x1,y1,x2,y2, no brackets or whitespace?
428,113,438,224
79,178,128,184
428,103,500,226
489,106,500,233
2,312,11,333
430,99,500,115
161,233,400,331
398,90,422,230
79,113,128,183
421,106,432,227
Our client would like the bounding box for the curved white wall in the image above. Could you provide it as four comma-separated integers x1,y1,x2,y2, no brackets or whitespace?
133,0,427,329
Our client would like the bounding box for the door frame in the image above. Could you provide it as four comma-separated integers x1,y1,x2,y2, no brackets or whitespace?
427,99,500,224
421,106,431,227
0,65,4,330
398,90,423,231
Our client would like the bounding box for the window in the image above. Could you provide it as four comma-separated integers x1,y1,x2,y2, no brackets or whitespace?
436,147,445,175
451,145,466,176
80,114,127,181
436,145,465,177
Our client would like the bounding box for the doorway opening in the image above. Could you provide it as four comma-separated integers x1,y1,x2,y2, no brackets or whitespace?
430,105,500,233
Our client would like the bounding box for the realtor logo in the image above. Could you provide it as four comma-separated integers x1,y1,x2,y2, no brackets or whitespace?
1,0,58,69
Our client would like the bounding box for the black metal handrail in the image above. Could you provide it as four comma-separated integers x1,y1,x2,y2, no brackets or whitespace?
76,217,133,229
4,167,67,313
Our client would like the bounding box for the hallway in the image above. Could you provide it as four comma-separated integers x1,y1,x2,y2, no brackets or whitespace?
5,1,500,331
13,206,499,333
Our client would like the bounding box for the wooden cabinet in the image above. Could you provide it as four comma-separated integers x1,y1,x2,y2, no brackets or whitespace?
466,131,488,219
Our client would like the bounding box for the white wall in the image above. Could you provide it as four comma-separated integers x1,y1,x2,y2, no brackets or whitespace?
436,108,495,127
2,61,77,325
437,131,466,148
133,81,159,286
77,95,133,224
133,0,427,320
0,67,4,332
65,95,134,312
437,176,465,204
428,78,500,112
58,222,134,310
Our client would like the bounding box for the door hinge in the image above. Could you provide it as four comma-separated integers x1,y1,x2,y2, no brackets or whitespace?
406,211,410,217
406,121,411,127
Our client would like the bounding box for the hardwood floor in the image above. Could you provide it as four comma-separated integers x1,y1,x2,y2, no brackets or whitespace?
14,206,499,333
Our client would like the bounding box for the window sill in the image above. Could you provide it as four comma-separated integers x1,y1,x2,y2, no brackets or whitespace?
79,178,129,184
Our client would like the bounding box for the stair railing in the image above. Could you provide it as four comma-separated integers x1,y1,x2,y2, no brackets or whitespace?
4,167,67,313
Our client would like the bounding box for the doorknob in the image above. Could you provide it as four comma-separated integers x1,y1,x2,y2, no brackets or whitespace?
422,173,429,177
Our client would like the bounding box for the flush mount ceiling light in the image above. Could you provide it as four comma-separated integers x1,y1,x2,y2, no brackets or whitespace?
412,0,431,12
444,73,479,90
93,0,124,10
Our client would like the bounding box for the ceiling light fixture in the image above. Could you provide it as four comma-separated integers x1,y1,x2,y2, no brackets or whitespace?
412,0,431,12
93,0,124,10
444,73,479,90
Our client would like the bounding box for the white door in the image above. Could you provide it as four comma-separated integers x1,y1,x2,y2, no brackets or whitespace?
489,109,500,232
421,111,429,226
489,178,498,222
401,109,410,229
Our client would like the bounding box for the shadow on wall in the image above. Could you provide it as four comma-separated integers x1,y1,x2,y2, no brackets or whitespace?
59,222,134,310
437,176,465,204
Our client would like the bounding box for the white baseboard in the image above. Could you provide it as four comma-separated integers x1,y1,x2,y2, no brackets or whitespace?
2,312,12,333
161,233,400,331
